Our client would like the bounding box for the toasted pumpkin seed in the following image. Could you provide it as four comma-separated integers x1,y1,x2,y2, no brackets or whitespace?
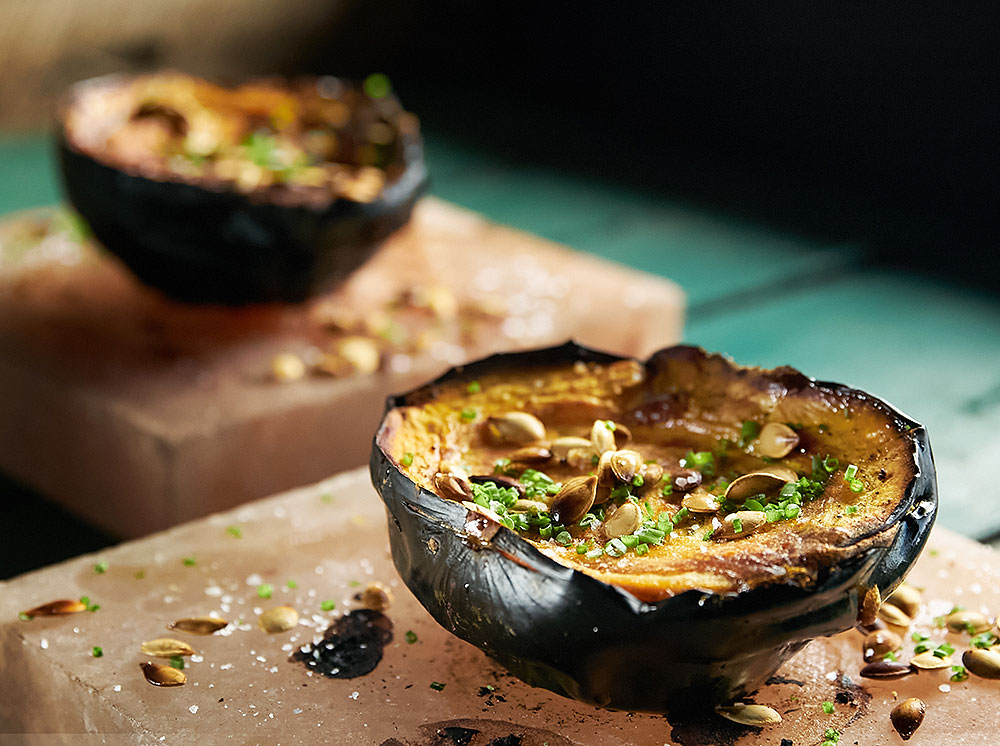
596,450,617,486
550,475,597,525
962,648,1000,679
858,585,882,626
863,629,902,661
487,412,546,445
878,602,913,628
337,336,381,375
141,661,186,687
141,638,195,658
910,650,952,669
511,499,550,513
590,420,617,455
670,468,702,493
943,610,991,634
724,471,786,505
21,599,86,617
434,472,473,502
713,511,767,541
764,465,799,483
258,605,299,634
168,617,228,635
859,659,914,678
551,436,593,461
611,422,632,449
637,462,663,495
715,703,782,726
756,422,800,458
439,462,470,480
360,583,393,612
884,583,922,619
610,450,642,483
271,352,306,382
567,446,596,470
593,484,612,505
890,698,925,741
682,489,720,514
602,501,643,539
508,446,552,463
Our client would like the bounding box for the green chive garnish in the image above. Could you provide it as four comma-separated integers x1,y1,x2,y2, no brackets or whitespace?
320,600,336,611
821,700,835,714
429,681,445,691
92,646,103,658
93,561,108,574
257,583,273,599
401,452,414,467
405,630,418,644
466,381,481,393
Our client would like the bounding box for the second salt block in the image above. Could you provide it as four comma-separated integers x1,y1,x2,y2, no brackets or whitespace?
0,198,684,537
0,468,998,745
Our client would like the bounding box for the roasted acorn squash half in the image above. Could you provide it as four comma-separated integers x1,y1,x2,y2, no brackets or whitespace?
57,72,427,304
370,343,936,712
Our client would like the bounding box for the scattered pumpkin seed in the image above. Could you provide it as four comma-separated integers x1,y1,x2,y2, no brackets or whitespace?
140,661,186,687
590,419,617,455
858,585,882,627
271,352,306,382
438,462,471,480
551,436,592,461
20,599,86,618
360,583,393,612
610,422,632,449
910,650,953,669
610,450,642,483
487,412,546,445
962,648,1000,679
765,465,799,483
681,488,720,514
714,703,782,726
258,605,299,634
168,617,228,635
602,501,643,539
890,698,925,741
863,629,902,661
549,475,597,525
337,336,381,375
943,609,991,634
724,471,787,504
884,583,922,619
637,462,663,495
859,659,914,678
596,450,617,486
434,472,473,502
713,511,767,541
878,602,913,628
507,446,552,463
755,422,800,458
140,638,196,658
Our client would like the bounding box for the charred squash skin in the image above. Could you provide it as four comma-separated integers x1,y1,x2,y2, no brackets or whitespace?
57,74,427,305
370,343,936,712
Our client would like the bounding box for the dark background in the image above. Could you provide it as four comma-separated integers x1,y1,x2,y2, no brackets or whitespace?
313,2,998,283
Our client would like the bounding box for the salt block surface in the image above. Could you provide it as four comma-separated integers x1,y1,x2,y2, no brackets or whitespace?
0,199,683,537
1,468,998,745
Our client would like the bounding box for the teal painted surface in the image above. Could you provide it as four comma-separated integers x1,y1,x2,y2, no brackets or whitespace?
0,135,60,212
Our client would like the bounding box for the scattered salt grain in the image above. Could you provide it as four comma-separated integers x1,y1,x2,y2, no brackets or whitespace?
189,705,199,714
40,639,48,650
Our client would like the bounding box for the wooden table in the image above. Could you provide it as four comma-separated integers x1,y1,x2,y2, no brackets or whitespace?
2,130,999,574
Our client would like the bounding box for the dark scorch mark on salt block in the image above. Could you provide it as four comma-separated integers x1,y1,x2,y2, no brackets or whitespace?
379,718,581,745
291,608,392,678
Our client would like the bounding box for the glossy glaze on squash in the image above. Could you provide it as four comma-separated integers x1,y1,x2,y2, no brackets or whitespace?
379,346,918,601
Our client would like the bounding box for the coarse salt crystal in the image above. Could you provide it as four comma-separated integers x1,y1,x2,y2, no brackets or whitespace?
40,639,48,649
113,685,121,692
189,705,199,714
826,671,838,681
939,684,951,693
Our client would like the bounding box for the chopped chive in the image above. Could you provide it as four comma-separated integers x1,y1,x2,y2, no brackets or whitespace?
459,408,477,422
822,455,839,472
401,452,414,467
784,504,801,520
844,505,859,514
732,517,744,534
363,73,392,99
821,700,835,714
635,527,666,545
575,543,590,554
320,493,333,504
739,420,761,447
226,525,242,538
604,538,627,557
603,420,616,431
405,630,418,644
286,580,298,589
620,534,640,548
913,643,930,654
703,530,714,541
844,464,859,480
92,646,103,657
971,632,999,649
671,507,689,525
539,524,553,539
744,498,764,512
169,655,185,670
635,543,650,556
257,583,273,599
350,580,362,588
320,600,336,611
93,561,108,574
182,556,196,567
429,681,446,691
950,665,969,682
466,381,481,393
632,474,644,487
912,632,929,642
134,570,146,579
883,650,899,661
18,612,32,621
555,530,573,546
80,596,100,612
661,482,673,497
